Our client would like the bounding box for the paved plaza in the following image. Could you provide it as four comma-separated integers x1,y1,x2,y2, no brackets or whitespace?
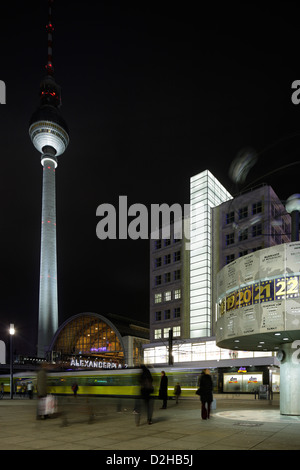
0,394,299,451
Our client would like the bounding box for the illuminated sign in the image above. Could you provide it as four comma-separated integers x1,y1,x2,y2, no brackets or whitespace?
70,358,128,369
221,275,300,315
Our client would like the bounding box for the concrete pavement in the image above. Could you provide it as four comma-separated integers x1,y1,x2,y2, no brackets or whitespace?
0,394,299,451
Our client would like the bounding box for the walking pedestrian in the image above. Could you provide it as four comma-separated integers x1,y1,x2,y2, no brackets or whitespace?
198,369,213,420
174,382,181,404
135,365,154,425
27,382,33,399
159,370,168,409
72,382,79,397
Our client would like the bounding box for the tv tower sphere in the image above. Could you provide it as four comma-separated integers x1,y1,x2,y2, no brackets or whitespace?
29,96,69,159
29,0,69,357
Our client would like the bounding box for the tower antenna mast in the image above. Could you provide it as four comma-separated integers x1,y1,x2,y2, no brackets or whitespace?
45,0,55,76
29,0,69,358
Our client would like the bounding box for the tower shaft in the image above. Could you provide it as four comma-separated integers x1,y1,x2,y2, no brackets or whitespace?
38,155,58,357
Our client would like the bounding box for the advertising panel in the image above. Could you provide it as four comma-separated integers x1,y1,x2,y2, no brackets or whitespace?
223,372,263,393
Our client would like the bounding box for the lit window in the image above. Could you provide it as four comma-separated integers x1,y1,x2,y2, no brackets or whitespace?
164,291,171,302
173,326,181,337
174,289,181,299
163,327,172,338
154,329,162,339
155,293,162,304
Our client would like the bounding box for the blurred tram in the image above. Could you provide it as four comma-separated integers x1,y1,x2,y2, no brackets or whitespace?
0,367,218,398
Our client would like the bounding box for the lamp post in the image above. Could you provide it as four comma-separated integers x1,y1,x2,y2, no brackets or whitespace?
9,324,15,399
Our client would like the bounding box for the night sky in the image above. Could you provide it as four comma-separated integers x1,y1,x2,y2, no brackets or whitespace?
1,1,300,355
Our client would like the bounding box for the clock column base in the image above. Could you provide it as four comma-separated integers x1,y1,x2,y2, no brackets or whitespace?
279,342,300,416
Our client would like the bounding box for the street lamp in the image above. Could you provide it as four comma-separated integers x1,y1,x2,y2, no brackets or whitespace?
9,324,15,399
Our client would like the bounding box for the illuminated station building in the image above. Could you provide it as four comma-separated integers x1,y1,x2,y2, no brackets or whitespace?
49,313,149,369
145,170,294,396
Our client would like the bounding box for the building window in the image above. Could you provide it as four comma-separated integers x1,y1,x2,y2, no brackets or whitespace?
252,223,262,237
155,257,162,268
174,251,181,262
174,289,181,299
163,327,172,338
155,293,162,304
174,269,181,281
154,329,162,339
226,233,234,245
238,228,248,242
164,239,171,247
252,201,262,215
173,326,181,337
164,291,172,302
164,309,171,320
155,275,161,286
155,240,161,250
226,254,235,264
155,311,161,321
239,250,248,257
164,254,171,265
239,206,248,220
226,211,234,224
174,307,181,318
164,272,171,283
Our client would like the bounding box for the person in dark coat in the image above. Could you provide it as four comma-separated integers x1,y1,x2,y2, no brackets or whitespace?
198,369,213,419
159,371,168,409
136,365,154,425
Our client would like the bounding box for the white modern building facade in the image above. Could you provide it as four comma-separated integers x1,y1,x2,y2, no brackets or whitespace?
189,170,232,338
144,170,291,393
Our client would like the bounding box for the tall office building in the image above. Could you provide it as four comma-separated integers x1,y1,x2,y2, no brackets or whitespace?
149,218,190,345
189,170,232,338
29,1,69,357
145,172,290,389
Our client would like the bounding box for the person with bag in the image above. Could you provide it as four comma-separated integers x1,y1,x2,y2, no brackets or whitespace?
197,369,213,420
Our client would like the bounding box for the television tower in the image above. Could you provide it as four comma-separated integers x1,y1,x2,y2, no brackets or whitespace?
29,0,69,357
